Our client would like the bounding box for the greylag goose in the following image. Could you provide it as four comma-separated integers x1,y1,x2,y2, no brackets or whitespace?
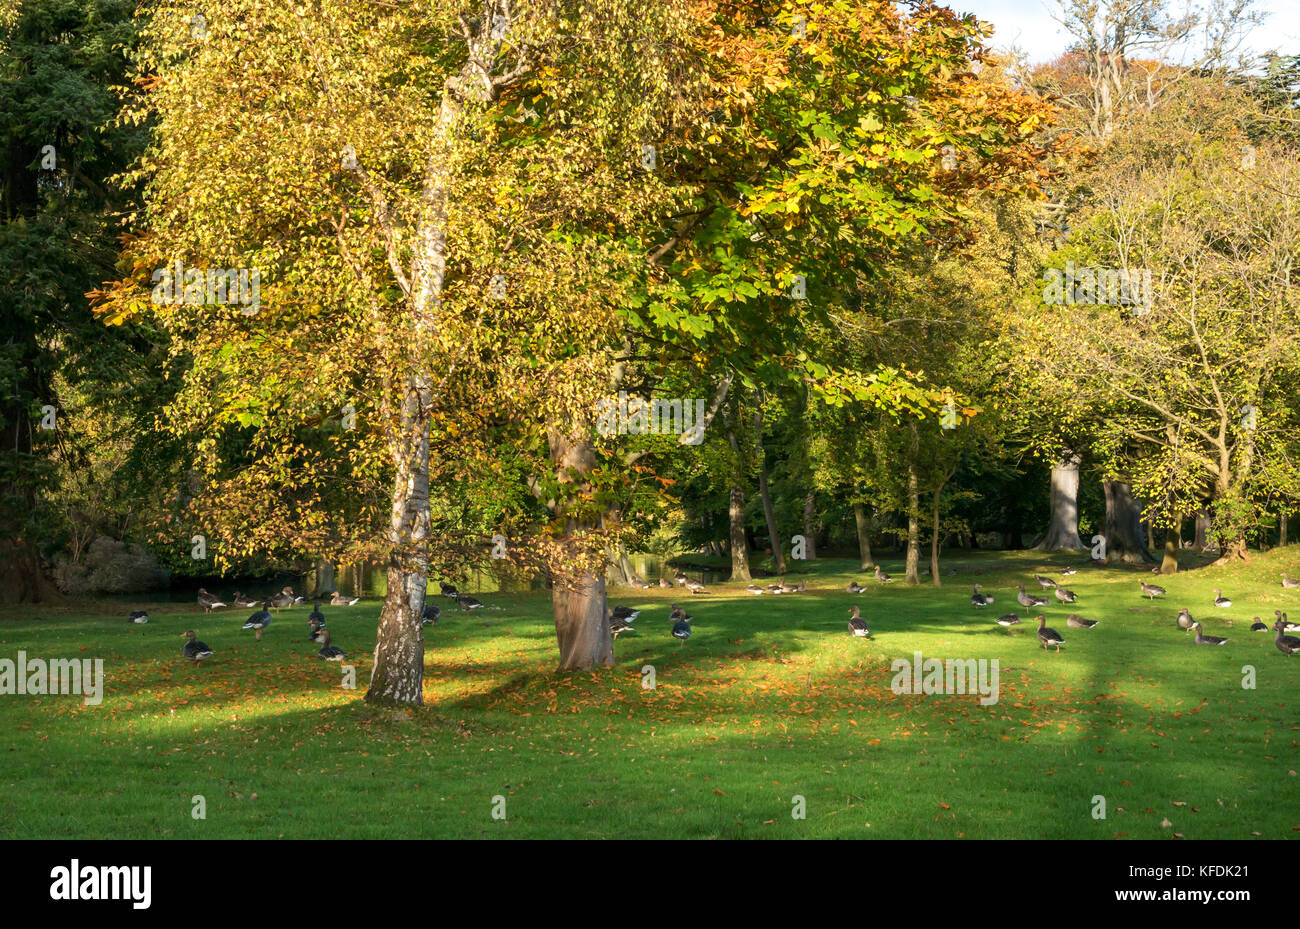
1060,566,1077,576
671,611,692,644
128,610,149,624
1054,587,1077,604
970,584,991,608
197,588,226,612
1140,581,1166,600
684,578,707,594
611,605,641,623
779,579,800,594
607,607,636,639
1212,589,1232,608
181,630,213,662
745,584,765,595
658,578,673,589
1273,618,1300,655
1177,608,1195,631
1066,614,1098,629
874,565,893,583
1191,622,1227,646
330,591,360,606
1034,574,1057,590
314,627,347,661
995,613,1022,627
845,580,866,594
1273,610,1300,632
232,591,258,608
847,605,870,637
422,604,440,626
1036,614,1064,652
767,582,785,594
1250,616,1268,631
1016,584,1048,614
673,569,687,586
1283,573,1300,589
269,587,296,610
440,581,459,598
242,601,273,640
455,593,484,611
308,601,325,628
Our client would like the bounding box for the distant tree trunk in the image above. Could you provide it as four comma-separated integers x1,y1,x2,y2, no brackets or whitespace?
853,502,873,570
0,538,60,604
801,491,817,560
1036,451,1085,551
728,488,751,582
1281,513,1289,547
754,409,786,576
905,426,920,584
1102,480,1155,564
309,559,336,598
929,488,943,587
1191,510,1211,550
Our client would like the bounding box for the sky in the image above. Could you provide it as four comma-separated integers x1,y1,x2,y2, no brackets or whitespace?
951,0,1300,65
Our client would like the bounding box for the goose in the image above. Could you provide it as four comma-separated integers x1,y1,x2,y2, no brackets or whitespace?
330,591,360,606
767,582,785,594
455,593,484,611
611,605,641,623
673,569,687,586
1066,614,1098,629
422,604,440,626
1273,610,1300,632
1034,574,1058,590
1016,584,1048,613
745,584,765,595
1054,587,1077,604
1177,608,1195,631
242,601,273,640
845,581,866,594
669,603,692,620
1212,589,1232,608
1250,616,1268,632
1273,618,1300,656
658,578,673,589
1140,581,1166,600
1036,614,1064,652
440,581,459,598
1283,573,1300,589
847,605,870,637
313,627,347,661
197,588,226,612
181,630,214,662
995,613,1022,627
779,579,801,594
308,601,326,629
684,578,707,595
671,612,692,644
269,587,297,610
874,565,893,584
970,584,991,608
128,610,149,624
1191,622,1227,646
607,607,636,639
232,591,258,608
1061,566,1078,577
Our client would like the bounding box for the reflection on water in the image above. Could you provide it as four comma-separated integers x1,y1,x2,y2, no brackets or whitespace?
623,553,728,586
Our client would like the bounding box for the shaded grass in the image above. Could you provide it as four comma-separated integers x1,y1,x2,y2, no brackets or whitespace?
0,550,1297,838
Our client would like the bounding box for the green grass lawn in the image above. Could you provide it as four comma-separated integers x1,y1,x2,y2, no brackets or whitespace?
1,549,1298,839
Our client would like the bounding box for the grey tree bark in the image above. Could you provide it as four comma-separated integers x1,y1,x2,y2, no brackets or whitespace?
1102,480,1155,564
853,502,873,570
1035,451,1085,550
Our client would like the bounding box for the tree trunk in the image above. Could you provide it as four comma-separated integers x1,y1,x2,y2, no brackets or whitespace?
1036,450,1085,550
548,427,613,671
929,488,943,587
1160,529,1179,574
853,501,873,570
1191,510,1211,551
754,409,785,576
1281,513,1289,547
905,429,920,584
728,487,752,582
1102,480,1154,564
0,538,60,604
801,491,817,560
